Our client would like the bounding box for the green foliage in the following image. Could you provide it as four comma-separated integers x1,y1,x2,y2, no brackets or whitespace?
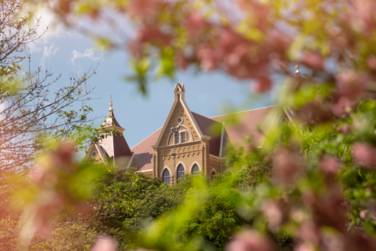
184,193,242,249
30,220,97,251
132,99,376,251
91,170,186,250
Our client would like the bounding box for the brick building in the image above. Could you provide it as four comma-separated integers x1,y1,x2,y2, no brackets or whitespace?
87,83,272,184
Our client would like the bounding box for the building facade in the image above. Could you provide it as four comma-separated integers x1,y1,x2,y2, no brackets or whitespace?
87,83,272,184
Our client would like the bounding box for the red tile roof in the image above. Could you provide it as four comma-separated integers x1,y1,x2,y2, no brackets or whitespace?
131,129,161,172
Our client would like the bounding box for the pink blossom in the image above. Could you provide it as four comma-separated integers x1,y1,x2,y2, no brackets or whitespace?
92,236,118,251
261,200,287,231
137,26,172,46
360,209,368,220
127,0,163,19
226,230,274,251
332,97,356,116
336,71,366,100
298,220,319,244
185,13,207,32
367,56,376,71
301,52,324,70
197,46,220,71
352,143,376,169
337,124,351,134
352,0,376,33
320,155,341,176
294,243,315,251
272,147,304,186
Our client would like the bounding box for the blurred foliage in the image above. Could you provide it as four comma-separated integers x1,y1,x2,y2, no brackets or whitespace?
4,0,376,250
7,141,108,251
30,219,97,251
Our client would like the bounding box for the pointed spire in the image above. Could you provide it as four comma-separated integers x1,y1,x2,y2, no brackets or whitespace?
95,97,132,160
106,96,115,121
174,82,185,99
102,97,124,133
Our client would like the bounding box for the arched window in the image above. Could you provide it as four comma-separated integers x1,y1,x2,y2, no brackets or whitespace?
176,164,185,182
162,168,170,184
191,164,200,175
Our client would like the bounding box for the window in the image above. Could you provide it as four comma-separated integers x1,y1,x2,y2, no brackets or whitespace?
180,131,186,143
169,127,189,145
176,164,185,182
162,168,170,184
174,131,179,144
191,164,200,175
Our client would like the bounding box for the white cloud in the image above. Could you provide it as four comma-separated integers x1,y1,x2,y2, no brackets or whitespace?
42,45,59,59
71,48,102,64
37,44,59,67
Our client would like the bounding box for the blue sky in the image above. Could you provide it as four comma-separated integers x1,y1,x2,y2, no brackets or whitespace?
28,16,277,147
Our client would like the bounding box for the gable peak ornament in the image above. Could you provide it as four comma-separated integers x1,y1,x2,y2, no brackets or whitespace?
174,82,185,99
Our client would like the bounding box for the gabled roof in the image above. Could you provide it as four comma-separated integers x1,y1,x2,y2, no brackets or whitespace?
130,106,273,172
154,83,204,147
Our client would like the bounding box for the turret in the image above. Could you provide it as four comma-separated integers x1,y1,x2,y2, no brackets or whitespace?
87,98,132,168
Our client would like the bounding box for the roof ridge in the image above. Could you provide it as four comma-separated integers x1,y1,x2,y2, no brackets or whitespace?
211,105,275,120
191,111,218,121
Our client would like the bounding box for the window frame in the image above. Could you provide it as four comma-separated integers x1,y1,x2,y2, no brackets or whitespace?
191,163,200,175
176,163,185,182
169,126,190,145
162,168,171,184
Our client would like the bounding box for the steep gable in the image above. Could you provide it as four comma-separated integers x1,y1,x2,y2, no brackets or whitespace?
155,83,204,147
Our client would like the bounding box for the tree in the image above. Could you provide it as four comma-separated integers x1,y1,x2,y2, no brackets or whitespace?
0,2,97,249
15,1,376,251
0,0,93,171
91,170,186,250
30,219,97,251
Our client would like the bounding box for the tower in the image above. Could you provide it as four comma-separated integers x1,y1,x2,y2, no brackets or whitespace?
87,98,133,168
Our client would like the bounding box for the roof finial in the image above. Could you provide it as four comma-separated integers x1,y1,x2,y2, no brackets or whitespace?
174,82,185,99
109,95,113,112
102,96,124,132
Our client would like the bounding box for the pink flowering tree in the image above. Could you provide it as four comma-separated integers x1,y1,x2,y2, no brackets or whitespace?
11,0,376,250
